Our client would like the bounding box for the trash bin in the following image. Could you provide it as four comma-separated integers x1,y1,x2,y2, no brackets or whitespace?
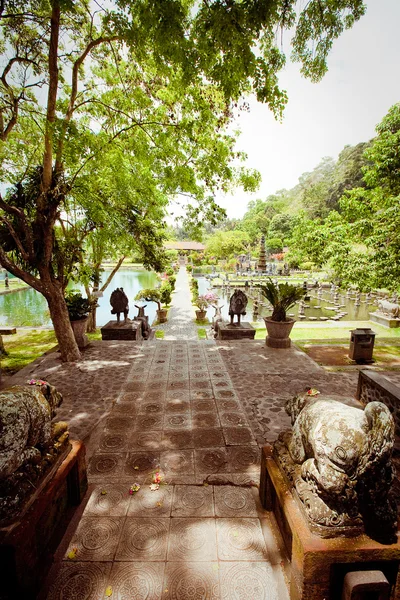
349,328,376,362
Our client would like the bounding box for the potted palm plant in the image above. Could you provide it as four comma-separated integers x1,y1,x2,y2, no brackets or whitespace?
259,279,304,348
65,291,93,348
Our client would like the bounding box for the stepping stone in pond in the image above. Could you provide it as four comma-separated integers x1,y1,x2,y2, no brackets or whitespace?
319,317,329,321
309,317,318,321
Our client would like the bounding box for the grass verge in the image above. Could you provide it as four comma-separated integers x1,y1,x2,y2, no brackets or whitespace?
155,330,165,339
197,328,207,340
0,329,57,375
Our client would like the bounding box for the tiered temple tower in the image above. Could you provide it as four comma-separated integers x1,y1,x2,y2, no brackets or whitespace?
258,235,267,272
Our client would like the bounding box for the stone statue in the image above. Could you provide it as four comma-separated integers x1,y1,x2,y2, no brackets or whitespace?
274,392,397,543
110,287,129,323
134,304,151,339
0,380,69,523
212,305,224,337
377,299,400,318
228,290,248,325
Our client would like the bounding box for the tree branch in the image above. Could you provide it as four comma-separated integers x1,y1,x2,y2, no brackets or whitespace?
55,34,119,169
0,247,43,292
100,256,126,292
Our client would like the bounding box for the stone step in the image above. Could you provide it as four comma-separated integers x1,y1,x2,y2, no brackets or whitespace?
0,327,16,334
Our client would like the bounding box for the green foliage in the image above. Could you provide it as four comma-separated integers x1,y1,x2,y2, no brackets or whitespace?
259,278,304,321
135,287,162,309
160,282,172,306
265,237,283,254
64,291,94,321
165,267,175,277
205,230,250,260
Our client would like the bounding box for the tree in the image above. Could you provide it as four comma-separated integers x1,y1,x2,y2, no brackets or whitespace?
205,230,250,260
339,103,400,291
0,0,367,361
268,213,296,241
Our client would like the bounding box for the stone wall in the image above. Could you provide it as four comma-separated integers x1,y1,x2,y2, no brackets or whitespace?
356,370,400,439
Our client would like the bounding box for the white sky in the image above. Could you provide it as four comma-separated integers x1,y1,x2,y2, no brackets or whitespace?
213,0,400,219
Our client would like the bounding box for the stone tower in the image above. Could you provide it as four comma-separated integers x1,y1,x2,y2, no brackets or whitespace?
258,235,267,272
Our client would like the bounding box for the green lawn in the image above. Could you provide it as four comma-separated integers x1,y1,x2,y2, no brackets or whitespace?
254,320,400,342
0,329,58,374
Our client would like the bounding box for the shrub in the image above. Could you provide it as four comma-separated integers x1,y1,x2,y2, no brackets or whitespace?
165,266,174,276
65,291,93,321
160,282,172,306
186,265,193,273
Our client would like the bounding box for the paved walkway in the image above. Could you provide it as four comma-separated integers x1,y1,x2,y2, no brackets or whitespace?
2,268,400,599
156,267,199,340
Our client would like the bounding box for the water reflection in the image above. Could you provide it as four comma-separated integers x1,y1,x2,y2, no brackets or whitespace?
0,269,159,327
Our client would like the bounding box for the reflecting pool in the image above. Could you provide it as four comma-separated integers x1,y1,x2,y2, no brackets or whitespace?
0,268,159,327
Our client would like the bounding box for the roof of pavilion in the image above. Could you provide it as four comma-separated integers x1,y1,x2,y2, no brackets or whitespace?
164,241,205,251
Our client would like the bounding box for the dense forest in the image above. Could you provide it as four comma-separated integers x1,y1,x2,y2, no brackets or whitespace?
175,102,400,292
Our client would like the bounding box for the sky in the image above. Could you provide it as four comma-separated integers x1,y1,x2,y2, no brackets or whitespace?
213,0,400,220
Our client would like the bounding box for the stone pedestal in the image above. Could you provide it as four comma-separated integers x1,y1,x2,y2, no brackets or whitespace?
217,322,256,340
0,440,87,600
370,312,400,328
101,320,143,340
259,445,400,600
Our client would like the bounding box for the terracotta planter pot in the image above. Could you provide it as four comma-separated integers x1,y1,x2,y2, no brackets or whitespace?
157,309,168,323
70,317,89,348
264,317,295,349
195,309,207,320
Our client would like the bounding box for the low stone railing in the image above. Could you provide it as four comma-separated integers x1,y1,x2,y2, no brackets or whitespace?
356,370,400,440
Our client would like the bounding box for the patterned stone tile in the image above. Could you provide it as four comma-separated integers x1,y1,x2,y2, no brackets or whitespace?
83,484,131,517
192,412,220,428
165,399,190,413
215,399,242,413
194,448,229,474
168,381,189,390
164,413,192,430
219,413,248,428
127,485,172,517
219,562,279,599
98,432,129,453
46,562,111,600
191,399,217,413
104,416,135,432
214,486,258,517
222,427,256,446
168,518,217,561
190,390,215,401
160,450,194,475
143,391,166,402
138,401,166,415
162,430,194,450
65,516,123,561
227,446,261,474
129,431,164,450
115,517,169,561
193,428,225,448
163,562,220,600
88,453,125,479
166,389,190,402
214,389,237,399
172,485,214,517
124,452,160,476
216,518,268,561
108,562,165,599
190,371,211,381
113,402,138,415
190,380,212,390
135,413,164,430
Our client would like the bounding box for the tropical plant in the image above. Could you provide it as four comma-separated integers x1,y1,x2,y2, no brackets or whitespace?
195,295,210,311
64,292,93,321
259,279,304,321
135,288,162,311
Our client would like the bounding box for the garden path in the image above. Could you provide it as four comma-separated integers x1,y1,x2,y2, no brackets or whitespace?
4,302,400,598
156,266,199,340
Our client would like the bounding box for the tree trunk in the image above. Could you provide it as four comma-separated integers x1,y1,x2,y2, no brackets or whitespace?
46,284,81,362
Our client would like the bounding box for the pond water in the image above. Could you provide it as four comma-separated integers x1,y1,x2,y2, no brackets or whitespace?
197,277,379,323
0,269,159,327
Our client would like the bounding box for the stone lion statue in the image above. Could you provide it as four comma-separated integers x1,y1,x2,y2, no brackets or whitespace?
0,381,68,523
228,289,248,325
275,392,397,543
110,287,129,323
377,299,400,318
0,381,66,481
